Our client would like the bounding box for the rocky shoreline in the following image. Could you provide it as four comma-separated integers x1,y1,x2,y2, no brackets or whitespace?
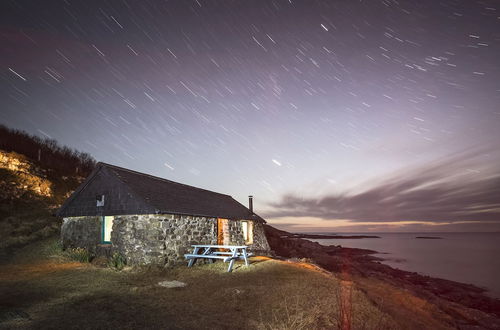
281,233,381,239
264,225,500,329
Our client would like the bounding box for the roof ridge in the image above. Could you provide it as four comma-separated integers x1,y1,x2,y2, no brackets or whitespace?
97,162,232,198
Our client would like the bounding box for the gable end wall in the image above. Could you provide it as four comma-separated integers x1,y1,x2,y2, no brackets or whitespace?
59,167,153,217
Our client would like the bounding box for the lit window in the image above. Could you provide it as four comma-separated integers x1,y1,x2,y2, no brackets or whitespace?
241,221,253,244
102,216,114,243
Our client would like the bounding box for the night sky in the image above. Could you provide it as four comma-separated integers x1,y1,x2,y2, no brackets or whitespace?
1,0,499,232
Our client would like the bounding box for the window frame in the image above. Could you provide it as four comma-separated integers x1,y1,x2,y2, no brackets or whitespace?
241,220,253,244
101,216,113,244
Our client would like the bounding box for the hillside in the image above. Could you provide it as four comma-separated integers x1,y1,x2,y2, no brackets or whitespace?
0,125,95,249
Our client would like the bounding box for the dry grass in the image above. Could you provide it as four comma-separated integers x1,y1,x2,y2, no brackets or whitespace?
0,237,395,329
354,277,455,330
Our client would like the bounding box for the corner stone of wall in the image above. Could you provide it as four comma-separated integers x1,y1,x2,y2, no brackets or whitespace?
250,222,272,254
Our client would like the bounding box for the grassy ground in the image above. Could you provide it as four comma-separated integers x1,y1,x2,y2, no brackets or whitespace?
0,237,395,330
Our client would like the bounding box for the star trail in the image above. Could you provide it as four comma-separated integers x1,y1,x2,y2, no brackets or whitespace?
1,0,499,231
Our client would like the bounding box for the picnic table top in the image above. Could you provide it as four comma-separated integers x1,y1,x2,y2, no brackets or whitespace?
191,244,248,249
186,244,251,272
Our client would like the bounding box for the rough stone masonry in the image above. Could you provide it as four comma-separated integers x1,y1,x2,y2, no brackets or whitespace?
61,214,270,266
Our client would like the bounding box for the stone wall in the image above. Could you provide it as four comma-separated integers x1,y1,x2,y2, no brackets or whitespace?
226,219,245,245
251,221,272,254
111,214,218,266
224,220,271,254
61,214,271,266
61,216,101,252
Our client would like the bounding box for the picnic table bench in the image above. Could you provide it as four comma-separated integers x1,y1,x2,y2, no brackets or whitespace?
184,245,252,272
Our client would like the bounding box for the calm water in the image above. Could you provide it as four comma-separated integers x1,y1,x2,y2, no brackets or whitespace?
309,232,500,298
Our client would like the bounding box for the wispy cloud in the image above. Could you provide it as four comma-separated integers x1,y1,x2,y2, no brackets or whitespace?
265,148,500,224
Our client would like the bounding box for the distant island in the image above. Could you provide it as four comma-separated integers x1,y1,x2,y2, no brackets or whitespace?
287,233,380,239
415,236,443,239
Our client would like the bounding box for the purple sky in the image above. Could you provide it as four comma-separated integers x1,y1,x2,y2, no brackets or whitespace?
1,0,499,232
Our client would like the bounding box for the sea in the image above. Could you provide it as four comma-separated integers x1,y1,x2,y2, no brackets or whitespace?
307,232,500,298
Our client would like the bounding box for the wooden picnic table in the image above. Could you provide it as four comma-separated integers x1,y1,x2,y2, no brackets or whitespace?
184,244,251,272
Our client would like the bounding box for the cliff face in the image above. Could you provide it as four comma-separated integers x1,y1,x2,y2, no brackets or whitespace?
0,125,96,250
0,151,53,199
0,151,88,249
0,151,58,249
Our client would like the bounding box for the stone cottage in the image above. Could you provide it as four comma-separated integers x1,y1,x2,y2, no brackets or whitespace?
56,162,270,266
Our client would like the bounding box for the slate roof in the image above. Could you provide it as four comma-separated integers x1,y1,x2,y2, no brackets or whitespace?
57,162,265,222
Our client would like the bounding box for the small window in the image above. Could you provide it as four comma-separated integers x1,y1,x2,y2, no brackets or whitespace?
96,194,105,207
241,221,253,244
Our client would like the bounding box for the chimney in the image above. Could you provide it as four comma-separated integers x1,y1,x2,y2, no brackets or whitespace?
248,195,253,213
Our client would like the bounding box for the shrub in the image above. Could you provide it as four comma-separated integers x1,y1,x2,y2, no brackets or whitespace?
46,239,63,256
66,247,93,263
108,252,126,270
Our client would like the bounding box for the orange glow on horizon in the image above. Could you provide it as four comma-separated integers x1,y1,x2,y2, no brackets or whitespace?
267,216,500,232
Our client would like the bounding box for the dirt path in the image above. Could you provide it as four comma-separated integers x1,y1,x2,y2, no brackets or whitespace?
0,261,84,282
